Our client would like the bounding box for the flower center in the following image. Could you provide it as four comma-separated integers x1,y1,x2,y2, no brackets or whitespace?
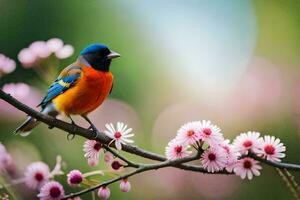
203,128,212,136
34,172,44,181
175,146,182,154
264,145,275,155
49,186,61,198
187,130,195,137
93,142,102,151
243,160,252,169
208,153,216,161
70,174,83,184
114,132,122,139
111,160,122,170
243,140,252,148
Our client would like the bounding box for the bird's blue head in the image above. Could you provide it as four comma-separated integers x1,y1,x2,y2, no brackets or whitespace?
79,44,120,71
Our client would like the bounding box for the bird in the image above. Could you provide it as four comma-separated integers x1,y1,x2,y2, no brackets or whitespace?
14,44,120,137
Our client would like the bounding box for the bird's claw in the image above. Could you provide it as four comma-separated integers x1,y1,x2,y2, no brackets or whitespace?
48,126,54,129
88,125,99,139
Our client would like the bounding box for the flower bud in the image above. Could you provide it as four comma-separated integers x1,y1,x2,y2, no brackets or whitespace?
67,170,83,187
120,179,131,192
98,186,110,200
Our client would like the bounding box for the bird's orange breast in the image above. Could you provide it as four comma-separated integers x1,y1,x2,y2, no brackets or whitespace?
52,66,113,115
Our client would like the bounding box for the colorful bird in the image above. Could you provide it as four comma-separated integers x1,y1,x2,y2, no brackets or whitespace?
14,44,120,136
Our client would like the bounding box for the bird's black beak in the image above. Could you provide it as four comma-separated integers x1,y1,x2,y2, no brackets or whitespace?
107,51,121,59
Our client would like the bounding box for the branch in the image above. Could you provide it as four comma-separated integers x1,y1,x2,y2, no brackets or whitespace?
1,89,300,198
0,89,211,173
0,89,300,173
63,150,202,199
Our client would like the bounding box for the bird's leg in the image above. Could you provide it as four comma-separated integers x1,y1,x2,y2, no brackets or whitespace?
68,115,76,125
67,115,76,140
81,115,99,139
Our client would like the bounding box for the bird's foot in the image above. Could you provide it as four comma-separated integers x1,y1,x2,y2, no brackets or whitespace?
48,126,54,129
88,124,99,139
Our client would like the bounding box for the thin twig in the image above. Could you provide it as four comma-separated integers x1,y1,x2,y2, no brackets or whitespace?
63,150,202,199
103,145,140,168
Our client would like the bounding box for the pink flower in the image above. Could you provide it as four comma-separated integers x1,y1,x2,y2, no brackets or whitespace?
24,156,63,190
55,44,74,59
46,38,63,53
165,139,191,160
83,140,102,166
232,131,263,155
201,147,227,172
37,181,65,200
0,143,12,173
257,135,286,162
197,120,224,147
87,157,99,167
0,54,16,75
29,41,51,58
25,162,50,190
234,157,262,180
104,152,113,164
98,186,110,200
119,179,131,192
175,121,201,145
104,122,134,150
67,170,83,187
18,48,37,68
220,140,240,172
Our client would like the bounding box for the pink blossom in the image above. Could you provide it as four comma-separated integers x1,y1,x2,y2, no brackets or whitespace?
29,41,51,58
24,156,63,190
87,157,99,167
104,152,113,164
0,83,42,120
46,38,63,52
220,140,240,172
201,147,227,172
55,44,74,59
120,179,131,192
83,140,102,166
0,54,16,75
98,186,110,200
175,121,201,145
37,181,65,200
18,48,37,68
24,162,50,190
165,139,191,160
197,120,224,147
0,143,12,173
257,135,286,162
104,122,134,150
234,157,262,180
232,131,263,155
67,170,83,187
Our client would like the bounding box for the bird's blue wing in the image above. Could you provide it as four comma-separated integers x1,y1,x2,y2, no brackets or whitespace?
39,65,82,109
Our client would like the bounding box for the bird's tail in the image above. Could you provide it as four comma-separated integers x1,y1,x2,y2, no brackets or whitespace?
14,103,58,137
14,117,40,137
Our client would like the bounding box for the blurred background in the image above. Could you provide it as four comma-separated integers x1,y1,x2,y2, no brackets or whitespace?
0,0,300,199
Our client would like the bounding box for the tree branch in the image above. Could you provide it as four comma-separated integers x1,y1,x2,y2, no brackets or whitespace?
1,89,300,199
0,89,299,172
63,150,202,199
